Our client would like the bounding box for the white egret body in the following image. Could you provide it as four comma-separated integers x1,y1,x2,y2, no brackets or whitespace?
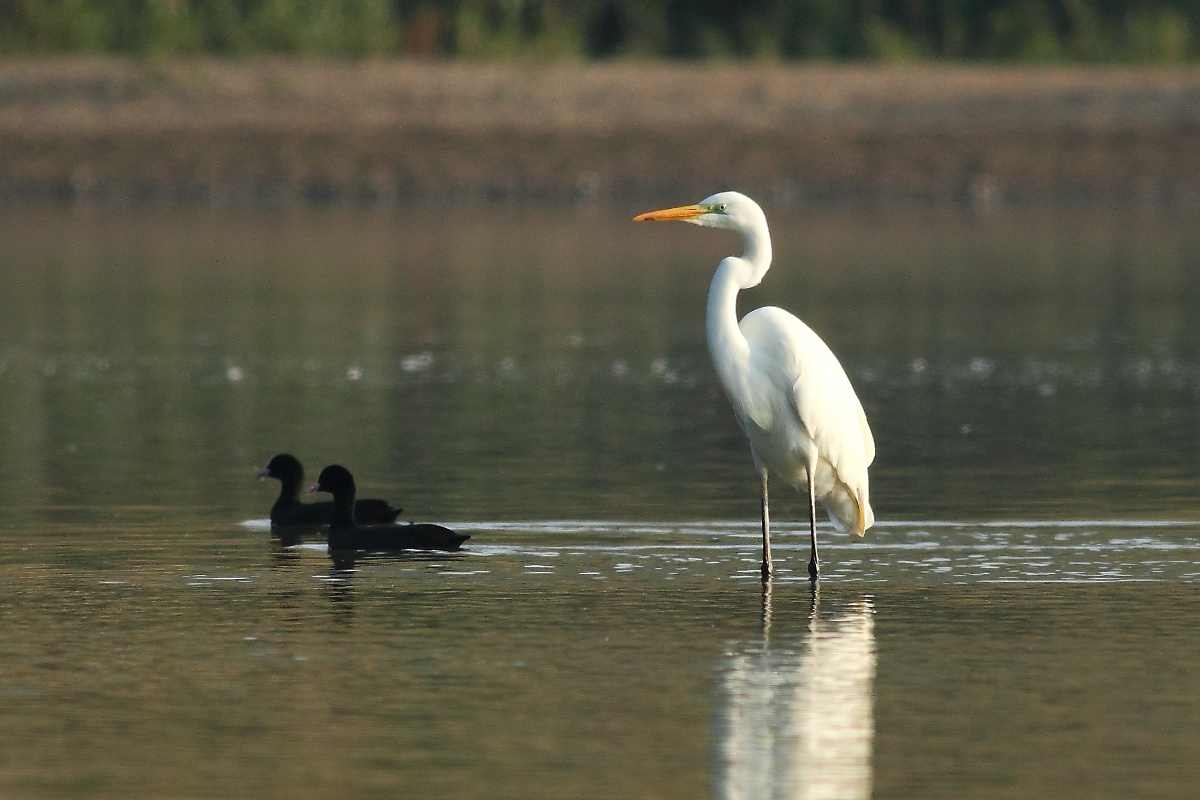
634,192,875,580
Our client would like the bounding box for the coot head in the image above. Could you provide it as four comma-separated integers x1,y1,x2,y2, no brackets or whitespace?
258,453,304,483
310,464,355,498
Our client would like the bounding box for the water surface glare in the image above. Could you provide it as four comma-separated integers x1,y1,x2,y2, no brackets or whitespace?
243,517,1200,583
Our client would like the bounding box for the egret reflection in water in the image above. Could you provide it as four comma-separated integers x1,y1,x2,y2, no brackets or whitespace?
717,588,876,800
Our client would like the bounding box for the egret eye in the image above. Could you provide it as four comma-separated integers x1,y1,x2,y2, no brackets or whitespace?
718,203,727,212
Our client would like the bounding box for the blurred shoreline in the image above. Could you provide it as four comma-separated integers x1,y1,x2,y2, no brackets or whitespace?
2,58,1199,207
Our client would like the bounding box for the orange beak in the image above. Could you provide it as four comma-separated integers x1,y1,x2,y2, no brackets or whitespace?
632,204,707,223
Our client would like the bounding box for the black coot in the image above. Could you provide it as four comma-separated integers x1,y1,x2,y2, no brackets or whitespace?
309,464,469,552
258,453,402,526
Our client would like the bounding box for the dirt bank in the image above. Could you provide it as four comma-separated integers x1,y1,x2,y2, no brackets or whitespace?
2,58,1199,205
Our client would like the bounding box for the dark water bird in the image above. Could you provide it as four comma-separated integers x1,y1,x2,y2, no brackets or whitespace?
309,464,469,553
257,453,402,527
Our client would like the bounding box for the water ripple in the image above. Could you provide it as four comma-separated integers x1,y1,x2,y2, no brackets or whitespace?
449,520,1200,584
241,518,1200,584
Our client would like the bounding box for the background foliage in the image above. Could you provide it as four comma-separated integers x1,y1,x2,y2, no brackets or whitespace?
0,0,1197,62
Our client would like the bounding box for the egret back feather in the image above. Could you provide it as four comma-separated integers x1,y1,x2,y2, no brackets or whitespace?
738,307,874,536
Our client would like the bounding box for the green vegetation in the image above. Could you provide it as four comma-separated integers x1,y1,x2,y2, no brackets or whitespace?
0,0,1197,62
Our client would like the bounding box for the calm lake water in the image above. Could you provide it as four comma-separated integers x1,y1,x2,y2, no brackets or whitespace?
1,203,1200,798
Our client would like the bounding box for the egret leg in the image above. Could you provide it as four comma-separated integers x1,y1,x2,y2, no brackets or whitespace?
806,471,820,581
760,473,773,580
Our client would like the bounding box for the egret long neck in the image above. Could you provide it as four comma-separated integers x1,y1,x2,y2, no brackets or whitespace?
740,221,772,283
705,221,772,396
706,261,751,395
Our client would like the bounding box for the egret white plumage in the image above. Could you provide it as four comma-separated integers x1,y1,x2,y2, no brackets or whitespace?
633,192,875,580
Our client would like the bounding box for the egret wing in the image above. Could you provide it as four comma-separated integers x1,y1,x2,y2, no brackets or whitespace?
742,307,875,534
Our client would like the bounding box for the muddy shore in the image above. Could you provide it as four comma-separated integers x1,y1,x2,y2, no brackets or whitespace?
2,58,1199,206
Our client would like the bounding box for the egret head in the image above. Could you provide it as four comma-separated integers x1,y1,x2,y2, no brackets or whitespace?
633,191,765,234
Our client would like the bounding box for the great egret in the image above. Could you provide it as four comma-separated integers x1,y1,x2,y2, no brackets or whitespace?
633,192,875,580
